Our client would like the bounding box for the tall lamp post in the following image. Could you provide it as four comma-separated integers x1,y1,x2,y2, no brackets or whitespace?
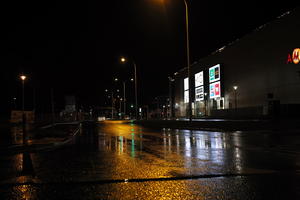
168,76,175,119
114,78,129,119
120,57,138,120
183,0,192,122
105,89,114,119
20,75,27,145
233,86,238,112
154,0,192,120
13,97,17,110
20,75,26,113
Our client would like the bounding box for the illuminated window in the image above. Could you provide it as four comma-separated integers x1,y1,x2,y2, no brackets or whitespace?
184,78,189,103
184,77,189,90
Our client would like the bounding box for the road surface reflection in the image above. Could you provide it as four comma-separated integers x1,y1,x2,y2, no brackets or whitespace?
95,121,244,179
2,121,300,199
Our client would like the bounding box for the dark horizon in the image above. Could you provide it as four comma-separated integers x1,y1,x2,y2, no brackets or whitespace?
1,0,299,116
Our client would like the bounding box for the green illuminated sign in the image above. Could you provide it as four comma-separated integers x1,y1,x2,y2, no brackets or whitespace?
209,64,220,83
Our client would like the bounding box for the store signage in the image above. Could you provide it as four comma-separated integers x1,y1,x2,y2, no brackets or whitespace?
210,81,221,99
287,48,300,64
209,64,220,83
184,77,189,90
195,86,204,101
184,77,189,103
184,90,189,103
195,71,203,87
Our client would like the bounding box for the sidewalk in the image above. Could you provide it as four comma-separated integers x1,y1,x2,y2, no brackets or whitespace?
0,122,81,155
135,118,300,132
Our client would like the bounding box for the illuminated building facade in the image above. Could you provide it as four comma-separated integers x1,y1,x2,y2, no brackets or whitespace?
173,7,300,118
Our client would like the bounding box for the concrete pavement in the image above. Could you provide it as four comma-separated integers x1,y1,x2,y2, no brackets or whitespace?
0,122,81,156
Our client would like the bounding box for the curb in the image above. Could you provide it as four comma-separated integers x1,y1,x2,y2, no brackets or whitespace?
0,124,81,155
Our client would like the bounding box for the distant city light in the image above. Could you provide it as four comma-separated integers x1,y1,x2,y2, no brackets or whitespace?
120,57,126,63
20,75,26,81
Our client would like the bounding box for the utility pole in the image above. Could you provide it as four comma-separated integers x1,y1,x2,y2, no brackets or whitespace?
168,76,174,119
184,0,192,122
20,75,27,145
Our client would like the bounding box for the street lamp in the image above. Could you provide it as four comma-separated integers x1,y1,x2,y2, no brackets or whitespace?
13,97,17,110
105,89,114,119
120,56,138,120
168,76,175,119
155,0,191,121
114,78,127,119
204,92,207,117
20,75,26,113
233,86,238,111
20,74,27,145
183,0,192,122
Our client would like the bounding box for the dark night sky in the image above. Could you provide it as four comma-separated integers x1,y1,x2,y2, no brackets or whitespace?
0,0,299,114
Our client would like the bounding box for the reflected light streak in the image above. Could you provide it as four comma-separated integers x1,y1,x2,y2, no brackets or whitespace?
176,134,180,153
18,184,35,200
184,135,191,157
119,136,124,154
131,133,135,158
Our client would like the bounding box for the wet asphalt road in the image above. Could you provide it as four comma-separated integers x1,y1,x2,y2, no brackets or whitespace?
1,121,300,199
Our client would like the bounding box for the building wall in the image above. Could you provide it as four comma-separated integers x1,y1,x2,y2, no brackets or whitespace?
174,8,300,118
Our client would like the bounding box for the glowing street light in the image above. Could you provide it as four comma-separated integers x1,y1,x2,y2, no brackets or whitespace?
105,89,115,119
20,74,27,145
120,57,126,63
20,75,26,81
204,92,208,116
13,97,17,109
233,86,238,111
120,56,138,120
155,0,192,121
20,75,27,113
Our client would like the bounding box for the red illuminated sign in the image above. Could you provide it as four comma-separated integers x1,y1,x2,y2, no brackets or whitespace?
287,48,300,64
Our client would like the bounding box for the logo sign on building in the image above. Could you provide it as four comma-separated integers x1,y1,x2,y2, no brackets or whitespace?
184,77,189,90
210,81,221,99
184,77,189,103
195,71,203,87
209,64,220,83
195,86,204,101
184,90,189,103
287,48,300,64
195,71,204,102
